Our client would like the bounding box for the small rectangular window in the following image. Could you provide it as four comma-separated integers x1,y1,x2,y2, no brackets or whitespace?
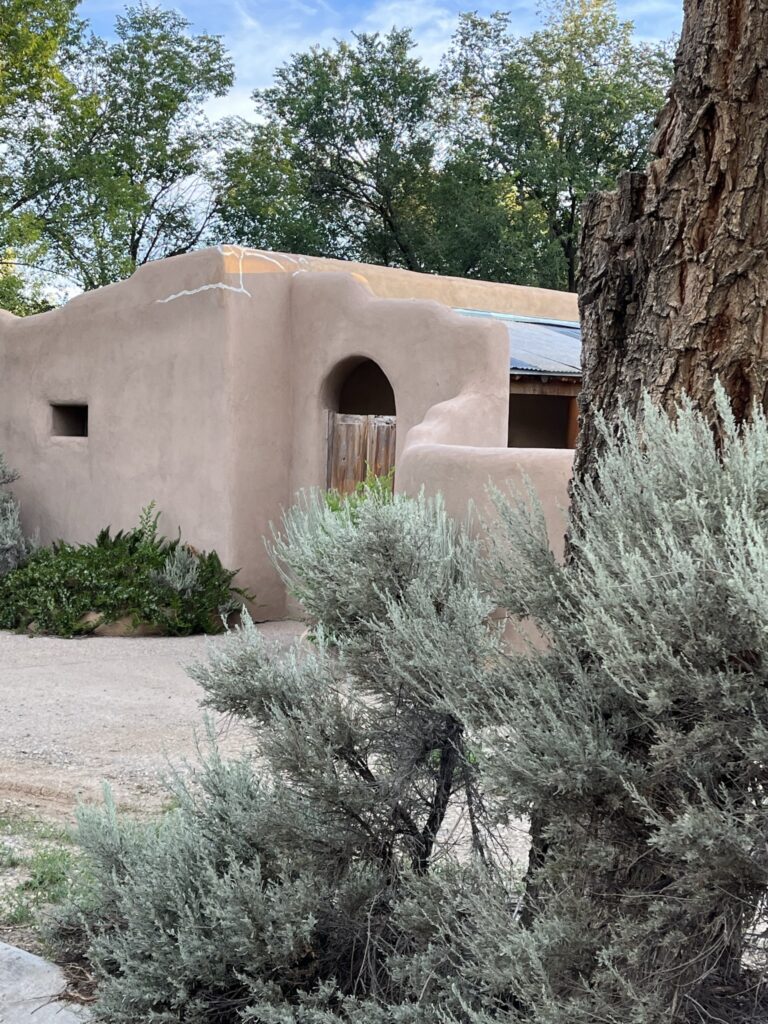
51,404,88,437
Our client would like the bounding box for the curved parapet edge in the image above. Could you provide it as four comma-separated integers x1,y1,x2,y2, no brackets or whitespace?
398,427,573,560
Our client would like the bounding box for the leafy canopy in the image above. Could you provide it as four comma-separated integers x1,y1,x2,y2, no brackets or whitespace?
1,2,233,297
220,29,438,270
443,0,674,288
2,0,674,306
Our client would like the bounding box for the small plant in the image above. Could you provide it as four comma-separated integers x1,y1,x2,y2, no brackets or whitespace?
0,504,246,636
324,466,394,515
0,452,34,577
4,849,73,925
157,544,200,598
0,813,75,936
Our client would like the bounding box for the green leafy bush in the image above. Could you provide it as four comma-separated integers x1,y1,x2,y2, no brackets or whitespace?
323,467,394,515
0,504,244,636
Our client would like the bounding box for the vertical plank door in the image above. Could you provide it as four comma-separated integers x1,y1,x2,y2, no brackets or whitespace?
327,413,396,494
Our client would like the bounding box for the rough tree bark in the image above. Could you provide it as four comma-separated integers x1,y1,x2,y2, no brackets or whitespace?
561,3,768,1016
576,0,768,480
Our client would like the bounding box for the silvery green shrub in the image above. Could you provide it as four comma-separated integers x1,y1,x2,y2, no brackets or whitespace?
52,388,768,1024
0,452,33,576
426,386,768,1022
52,482,506,1021
158,543,200,597
272,484,473,642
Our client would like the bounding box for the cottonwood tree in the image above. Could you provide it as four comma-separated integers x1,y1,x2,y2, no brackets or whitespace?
219,30,438,270
219,5,673,288
0,0,78,116
505,0,768,1014
0,0,80,310
1,4,233,297
216,121,343,259
29,5,233,290
443,0,673,290
576,0,768,476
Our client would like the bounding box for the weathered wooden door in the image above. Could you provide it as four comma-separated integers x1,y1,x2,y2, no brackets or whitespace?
327,412,396,494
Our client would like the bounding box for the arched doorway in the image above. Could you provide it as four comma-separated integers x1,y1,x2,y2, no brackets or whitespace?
326,358,396,494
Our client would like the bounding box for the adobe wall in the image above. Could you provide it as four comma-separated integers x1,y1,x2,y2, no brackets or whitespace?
286,271,510,492
260,251,579,321
0,250,241,561
0,248,298,617
0,246,575,620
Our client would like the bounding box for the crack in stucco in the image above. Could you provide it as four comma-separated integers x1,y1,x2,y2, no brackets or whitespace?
155,245,254,303
156,281,252,303
154,248,313,304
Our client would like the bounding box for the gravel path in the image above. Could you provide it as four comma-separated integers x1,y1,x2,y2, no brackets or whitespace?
0,623,304,822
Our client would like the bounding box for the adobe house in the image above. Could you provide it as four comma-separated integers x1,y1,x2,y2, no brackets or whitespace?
0,246,577,619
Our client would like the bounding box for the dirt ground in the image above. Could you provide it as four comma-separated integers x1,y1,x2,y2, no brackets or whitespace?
0,622,304,823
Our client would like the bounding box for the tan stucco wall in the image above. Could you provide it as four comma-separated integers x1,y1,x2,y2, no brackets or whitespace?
252,251,579,321
0,250,239,564
0,246,574,618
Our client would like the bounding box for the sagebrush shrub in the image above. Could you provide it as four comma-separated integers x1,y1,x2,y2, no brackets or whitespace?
157,543,201,597
431,387,768,1023
272,482,469,642
52,392,768,1024
0,452,34,577
52,482,506,1021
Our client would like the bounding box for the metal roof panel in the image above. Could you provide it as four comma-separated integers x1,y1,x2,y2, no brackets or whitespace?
454,308,582,376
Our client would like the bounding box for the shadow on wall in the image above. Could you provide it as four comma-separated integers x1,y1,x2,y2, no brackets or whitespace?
331,358,396,416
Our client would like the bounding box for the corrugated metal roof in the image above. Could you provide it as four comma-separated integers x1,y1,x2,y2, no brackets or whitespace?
454,307,582,377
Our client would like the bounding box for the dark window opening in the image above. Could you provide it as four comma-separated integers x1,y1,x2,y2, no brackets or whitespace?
51,404,88,437
508,394,575,448
337,360,395,415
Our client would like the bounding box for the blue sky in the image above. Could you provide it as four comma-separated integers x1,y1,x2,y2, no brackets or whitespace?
78,0,684,118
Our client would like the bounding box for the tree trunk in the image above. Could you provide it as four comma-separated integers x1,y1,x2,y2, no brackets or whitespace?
576,0,768,482
569,2,768,1012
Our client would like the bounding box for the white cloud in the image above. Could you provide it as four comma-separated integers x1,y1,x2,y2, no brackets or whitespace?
617,0,683,40
203,84,256,121
357,0,465,66
81,0,684,126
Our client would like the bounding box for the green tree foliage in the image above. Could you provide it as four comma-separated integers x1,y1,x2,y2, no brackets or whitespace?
220,30,438,270
444,1,674,289
2,0,673,305
0,0,81,307
0,262,53,315
23,5,234,289
0,3,233,298
216,121,342,258
218,2,672,288
417,149,563,283
217,28,557,281
0,0,78,115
